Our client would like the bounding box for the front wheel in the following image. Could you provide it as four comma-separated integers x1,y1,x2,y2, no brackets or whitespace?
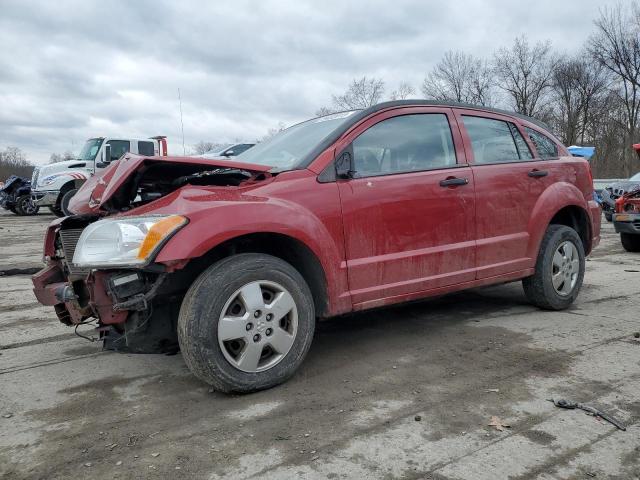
15,195,39,216
178,253,316,393
604,211,613,222
523,225,585,310
48,205,64,217
60,189,78,216
621,233,640,252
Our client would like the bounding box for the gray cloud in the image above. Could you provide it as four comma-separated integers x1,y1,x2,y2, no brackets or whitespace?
0,0,619,164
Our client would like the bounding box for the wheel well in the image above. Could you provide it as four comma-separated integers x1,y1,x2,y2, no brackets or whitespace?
179,233,329,317
56,181,77,205
549,206,592,254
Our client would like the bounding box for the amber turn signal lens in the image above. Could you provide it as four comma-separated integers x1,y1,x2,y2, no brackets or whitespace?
137,215,187,260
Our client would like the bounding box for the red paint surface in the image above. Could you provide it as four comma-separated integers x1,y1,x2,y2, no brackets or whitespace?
34,104,599,321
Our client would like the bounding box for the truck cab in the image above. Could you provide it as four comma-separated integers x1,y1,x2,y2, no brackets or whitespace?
31,136,167,216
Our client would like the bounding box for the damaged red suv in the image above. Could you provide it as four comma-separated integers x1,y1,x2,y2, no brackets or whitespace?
33,101,601,393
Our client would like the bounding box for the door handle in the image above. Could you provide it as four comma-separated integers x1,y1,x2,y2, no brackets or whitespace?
528,169,548,178
439,177,469,187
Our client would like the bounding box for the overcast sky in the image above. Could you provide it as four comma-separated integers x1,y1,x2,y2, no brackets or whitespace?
0,0,621,165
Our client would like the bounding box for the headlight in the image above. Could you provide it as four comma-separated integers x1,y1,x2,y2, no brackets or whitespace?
72,215,187,267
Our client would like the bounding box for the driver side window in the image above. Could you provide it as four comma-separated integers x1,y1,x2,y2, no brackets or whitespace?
352,114,456,178
107,140,131,162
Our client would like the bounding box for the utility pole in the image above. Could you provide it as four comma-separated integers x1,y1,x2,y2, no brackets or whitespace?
178,88,186,155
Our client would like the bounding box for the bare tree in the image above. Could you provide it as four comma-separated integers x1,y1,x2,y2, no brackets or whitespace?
315,106,335,117
193,141,221,155
422,51,493,106
550,56,609,145
589,3,640,176
493,36,558,117
0,146,33,180
390,82,416,100
332,77,385,110
49,151,75,163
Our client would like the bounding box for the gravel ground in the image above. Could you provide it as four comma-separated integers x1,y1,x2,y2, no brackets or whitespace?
0,209,639,480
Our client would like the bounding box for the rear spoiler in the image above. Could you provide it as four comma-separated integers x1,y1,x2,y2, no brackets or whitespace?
150,136,168,156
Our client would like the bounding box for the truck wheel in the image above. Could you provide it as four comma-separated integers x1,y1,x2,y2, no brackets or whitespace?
48,206,65,217
178,253,316,393
523,225,585,310
60,189,77,216
604,212,613,222
620,233,640,252
15,195,39,216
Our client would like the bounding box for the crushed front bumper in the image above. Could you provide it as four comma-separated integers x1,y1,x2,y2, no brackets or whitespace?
31,190,59,207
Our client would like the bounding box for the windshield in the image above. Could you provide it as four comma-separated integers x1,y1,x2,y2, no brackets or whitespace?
630,172,640,181
78,138,104,161
237,111,358,169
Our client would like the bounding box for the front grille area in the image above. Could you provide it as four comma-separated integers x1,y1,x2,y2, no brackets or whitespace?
31,167,40,188
59,228,89,276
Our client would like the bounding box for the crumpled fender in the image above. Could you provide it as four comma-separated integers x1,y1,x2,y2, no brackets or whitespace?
526,182,595,257
150,184,350,315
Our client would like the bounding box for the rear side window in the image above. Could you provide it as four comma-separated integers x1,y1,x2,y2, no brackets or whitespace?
352,114,456,177
107,140,131,161
138,141,155,156
462,116,532,164
525,127,559,159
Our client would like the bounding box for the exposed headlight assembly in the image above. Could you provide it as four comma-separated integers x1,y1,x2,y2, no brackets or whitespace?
72,215,187,268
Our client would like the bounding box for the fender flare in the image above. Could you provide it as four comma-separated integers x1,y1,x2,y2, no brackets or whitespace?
526,182,591,258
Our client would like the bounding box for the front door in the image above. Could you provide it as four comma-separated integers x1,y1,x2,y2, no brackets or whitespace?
337,108,476,308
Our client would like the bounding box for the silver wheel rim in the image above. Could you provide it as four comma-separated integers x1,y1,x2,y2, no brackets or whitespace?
552,241,579,296
217,280,298,373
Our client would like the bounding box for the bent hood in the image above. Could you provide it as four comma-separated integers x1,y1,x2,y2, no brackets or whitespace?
69,154,271,215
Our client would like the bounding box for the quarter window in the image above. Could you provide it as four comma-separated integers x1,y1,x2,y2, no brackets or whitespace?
352,114,456,177
525,127,559,159
462,116,532,164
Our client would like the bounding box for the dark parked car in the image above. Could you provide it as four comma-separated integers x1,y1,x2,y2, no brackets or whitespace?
33,100,600,393
0,175,39,216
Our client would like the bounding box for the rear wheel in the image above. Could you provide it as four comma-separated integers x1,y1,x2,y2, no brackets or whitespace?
178,253,316,393
15,195,39,216
604,211,613,222
523,225,585,310
60,189,77,216
620,233,640,252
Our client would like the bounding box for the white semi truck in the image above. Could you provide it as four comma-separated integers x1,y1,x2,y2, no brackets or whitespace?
31,136,167,216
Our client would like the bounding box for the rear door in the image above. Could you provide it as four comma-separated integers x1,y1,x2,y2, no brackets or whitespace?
336,107,476,307
455,110,553,278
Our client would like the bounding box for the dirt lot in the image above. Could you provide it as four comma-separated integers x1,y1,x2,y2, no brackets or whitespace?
0,210,639,480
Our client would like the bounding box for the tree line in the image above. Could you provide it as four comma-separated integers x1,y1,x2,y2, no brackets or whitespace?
314,3,640,178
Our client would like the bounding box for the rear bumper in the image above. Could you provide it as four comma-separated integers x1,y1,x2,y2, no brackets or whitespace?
613,213,640,234
31,190,59,207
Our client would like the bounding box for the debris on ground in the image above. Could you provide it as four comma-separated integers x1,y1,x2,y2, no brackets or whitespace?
548,398,626,431
485,388,500,393
634,332,640,339
414,415,422,422
2,413,13,418
488,416,510,431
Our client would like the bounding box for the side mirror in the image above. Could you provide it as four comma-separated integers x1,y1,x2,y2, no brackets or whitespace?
335,150,355,179
96,144,112,169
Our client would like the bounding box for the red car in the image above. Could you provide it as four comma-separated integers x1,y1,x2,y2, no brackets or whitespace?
32,101,601,392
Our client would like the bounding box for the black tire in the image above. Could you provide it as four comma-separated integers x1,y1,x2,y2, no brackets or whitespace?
178,253,316,393
8,206,17,214
621,233,640,252
523,225,585,310
15,195,39,216
48,205,65,217
60,189,77,216
604,211,613,222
